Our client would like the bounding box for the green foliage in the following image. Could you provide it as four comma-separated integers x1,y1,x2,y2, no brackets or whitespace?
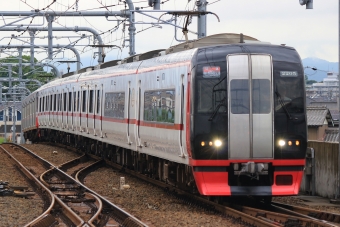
306,80,317,85
0,137,6,144
0,55,55,92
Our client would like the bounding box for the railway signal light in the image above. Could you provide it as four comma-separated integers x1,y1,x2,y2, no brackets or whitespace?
299,0,313,9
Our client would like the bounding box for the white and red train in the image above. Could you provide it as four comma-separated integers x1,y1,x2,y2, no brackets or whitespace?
22,33,307,200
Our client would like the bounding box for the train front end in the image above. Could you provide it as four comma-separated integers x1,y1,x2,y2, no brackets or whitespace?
190,44,307,197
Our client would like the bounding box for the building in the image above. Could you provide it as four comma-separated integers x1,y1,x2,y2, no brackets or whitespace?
306,106,334,141
308,72,339,100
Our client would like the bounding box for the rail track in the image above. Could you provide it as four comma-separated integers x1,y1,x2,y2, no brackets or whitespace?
79,151,339,227
1,143,148,227
10,142,340,227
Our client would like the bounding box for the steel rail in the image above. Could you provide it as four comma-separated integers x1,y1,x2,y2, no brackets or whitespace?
13,143,148,227
0,145,56,227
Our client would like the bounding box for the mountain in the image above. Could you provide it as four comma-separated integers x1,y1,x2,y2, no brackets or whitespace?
302,57,338,82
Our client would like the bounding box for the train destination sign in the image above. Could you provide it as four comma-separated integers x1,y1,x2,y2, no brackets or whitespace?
203,66,220,78
280,71,298,77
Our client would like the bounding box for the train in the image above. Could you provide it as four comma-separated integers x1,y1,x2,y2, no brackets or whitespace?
22,33,307,201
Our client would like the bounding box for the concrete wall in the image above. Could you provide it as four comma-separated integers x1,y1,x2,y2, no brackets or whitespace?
304,141,339,198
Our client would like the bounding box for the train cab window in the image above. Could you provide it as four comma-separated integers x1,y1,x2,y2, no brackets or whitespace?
196,62,227,114
50,95,52,111
104,92,125,118
68,92,72,111
144,89,175,123
274,63,304,114
89,90,94,113
82,90,87,112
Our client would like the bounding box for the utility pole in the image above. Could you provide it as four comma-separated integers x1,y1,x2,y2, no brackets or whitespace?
29,30,35,70
197,0,207,38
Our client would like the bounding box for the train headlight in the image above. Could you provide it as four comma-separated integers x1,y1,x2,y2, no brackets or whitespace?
278,140,285,147
288,141,292,146
214,140,222,147
295,140,300,146
201,141,205,147
209,141,213,146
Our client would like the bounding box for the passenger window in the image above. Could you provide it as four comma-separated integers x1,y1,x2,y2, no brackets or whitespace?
144,89,175,123
89,90,94,113
104,92,125,118
96,90,100,114
68,92,72,111
82,90,87,112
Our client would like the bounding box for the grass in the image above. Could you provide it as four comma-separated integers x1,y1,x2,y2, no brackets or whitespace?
0,137,7,144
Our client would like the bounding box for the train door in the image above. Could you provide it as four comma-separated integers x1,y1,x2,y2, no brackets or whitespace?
88,88,94,134
228,54,273,159
60,90,67,128
127,81,131,144
67,90,72,130
70,87,76,131
58,92,62,128
179,74,186,157
48,94,51,126
94,85,102,136
135,80,141,147
54,93,57,127
99,85,103,137
80,86,88,132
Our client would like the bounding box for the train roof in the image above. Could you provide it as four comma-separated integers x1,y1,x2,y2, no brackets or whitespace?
36,33,299,93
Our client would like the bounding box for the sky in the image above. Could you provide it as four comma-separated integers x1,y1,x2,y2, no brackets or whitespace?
0,0,337,73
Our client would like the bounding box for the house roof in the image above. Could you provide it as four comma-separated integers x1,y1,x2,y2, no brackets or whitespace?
329,109,339,121
307,106,334,127
324,128,339,143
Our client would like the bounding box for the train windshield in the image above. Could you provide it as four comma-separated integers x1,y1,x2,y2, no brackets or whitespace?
196,63,227,114
274,62,305,114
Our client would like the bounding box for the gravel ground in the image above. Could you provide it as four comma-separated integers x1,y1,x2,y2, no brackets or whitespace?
0,146,44,227
84,167,244,227
22,144,80,166
16,143,340,226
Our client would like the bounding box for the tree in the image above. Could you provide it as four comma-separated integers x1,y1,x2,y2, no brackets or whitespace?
0,55,55,92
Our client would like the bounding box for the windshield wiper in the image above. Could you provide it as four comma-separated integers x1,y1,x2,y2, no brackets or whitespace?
275,91,292,120
209,103,228,121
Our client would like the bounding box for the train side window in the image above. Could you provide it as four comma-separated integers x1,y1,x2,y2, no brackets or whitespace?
144,89,175,123
50,95,53,111
73,91,76,112
59,93,62,111
68,92,72,111
104,92,125,118
54,94,57,111
82,90,87,112
63,92,67,111
89,90,94,113
77,91,80,112
96,90,100,114
42,97,45,112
